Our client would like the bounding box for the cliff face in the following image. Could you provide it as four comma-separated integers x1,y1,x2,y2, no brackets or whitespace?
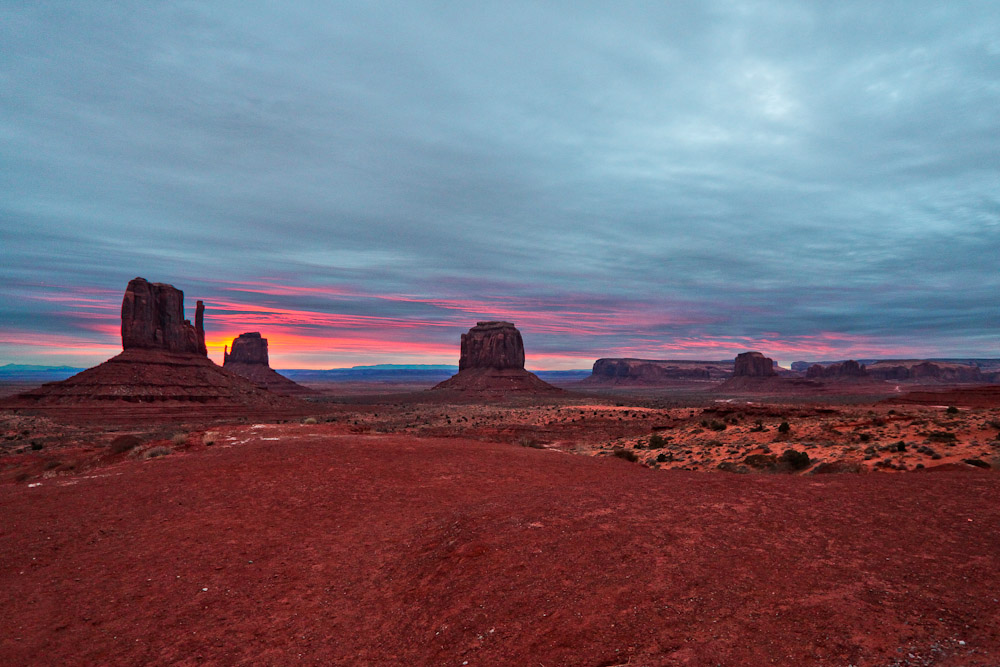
733,352,776,377
224,332,269,366
435,322,560,394
586,359,732,384
121,277,204,355
868,361,983,383
459,321,525,371
806,360,868,379
222,332,314,396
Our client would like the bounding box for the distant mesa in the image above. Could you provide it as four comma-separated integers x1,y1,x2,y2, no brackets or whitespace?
733,351,777,378
4,278,305,415
714,351,814,393
805,360,868,379
223,332,315,396
582,358,733,386
225,332,269,365
433,321,561,394
867,360,983,383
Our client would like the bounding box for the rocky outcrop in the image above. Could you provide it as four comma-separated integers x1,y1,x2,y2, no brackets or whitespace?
806,360,868,379
733,352,776,377
583,359,732,385
7,279,307,414
224,332,269,366
223,332,314,396
868,360,983,383
434,322,560,394
121,277,204,355
459,321,524,371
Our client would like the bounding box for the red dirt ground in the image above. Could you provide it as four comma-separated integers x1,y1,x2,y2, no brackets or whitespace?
2,423,998,666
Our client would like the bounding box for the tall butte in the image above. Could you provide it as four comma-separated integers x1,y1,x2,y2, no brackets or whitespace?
433,321,561,394
222,332,314,396
6,278,305,417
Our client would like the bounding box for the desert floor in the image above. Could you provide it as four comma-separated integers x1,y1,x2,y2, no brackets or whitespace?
1,379,999,665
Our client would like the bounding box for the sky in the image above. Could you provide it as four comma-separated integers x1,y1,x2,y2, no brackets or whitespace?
2,1,998,370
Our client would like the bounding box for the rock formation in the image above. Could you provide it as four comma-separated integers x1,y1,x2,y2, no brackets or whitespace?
222,332,314,396
583,358,733,385
224,332,269,366
733,352,777,377
867,360,983,383
121,277,205,355
433,322,561,394
806,360,868,379
5,279,307,417
459,321,524,371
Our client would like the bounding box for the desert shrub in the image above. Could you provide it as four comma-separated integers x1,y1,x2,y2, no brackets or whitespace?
896,441,906,452
780,449,811,470
110,435,142,454
518,436,543,449
202,432,219,446
648,434,666,449
708,420,727,432
302,417,317,425
30,442,44,451
946,406,959,414
611,448,639,463
656,453,669,462
777,422,791,434
750,421,766,432
171,433,187,445
858,433,871,442
144,446,171,459
927,431,957,443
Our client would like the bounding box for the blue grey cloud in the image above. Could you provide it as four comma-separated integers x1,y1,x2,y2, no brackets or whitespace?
2,1,998,366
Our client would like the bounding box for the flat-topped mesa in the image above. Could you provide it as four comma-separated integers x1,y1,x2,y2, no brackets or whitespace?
733,351,776,377
224,332,269,366
121,277,205,355
459,321,525,371
433,321,561,394
806,360,868,379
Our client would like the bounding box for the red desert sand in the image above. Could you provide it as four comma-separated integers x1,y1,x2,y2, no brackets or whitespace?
1,420,999,666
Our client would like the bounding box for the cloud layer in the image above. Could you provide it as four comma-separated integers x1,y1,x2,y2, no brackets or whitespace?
2,2,998,368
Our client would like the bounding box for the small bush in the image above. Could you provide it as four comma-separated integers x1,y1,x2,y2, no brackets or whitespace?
202,432,219,446
171,433,187,445
708,420,727,432
110,435,142,454
611,448,639,463
895,441,906,452
30,442,44,451
518,436,543,449
648,434,666,449
780,449,811,470
144,446,171,459
946,406,959,414
777,422,791,434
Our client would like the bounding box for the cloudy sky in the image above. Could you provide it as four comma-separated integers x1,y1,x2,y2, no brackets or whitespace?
2,2,998,369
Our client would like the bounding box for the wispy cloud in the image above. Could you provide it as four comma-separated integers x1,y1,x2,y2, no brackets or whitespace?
2,2,998,368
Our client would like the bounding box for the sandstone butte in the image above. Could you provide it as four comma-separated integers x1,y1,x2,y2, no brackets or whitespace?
222,332,315,396
4,278,306,419
433,321,562,394
582,358,733,385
